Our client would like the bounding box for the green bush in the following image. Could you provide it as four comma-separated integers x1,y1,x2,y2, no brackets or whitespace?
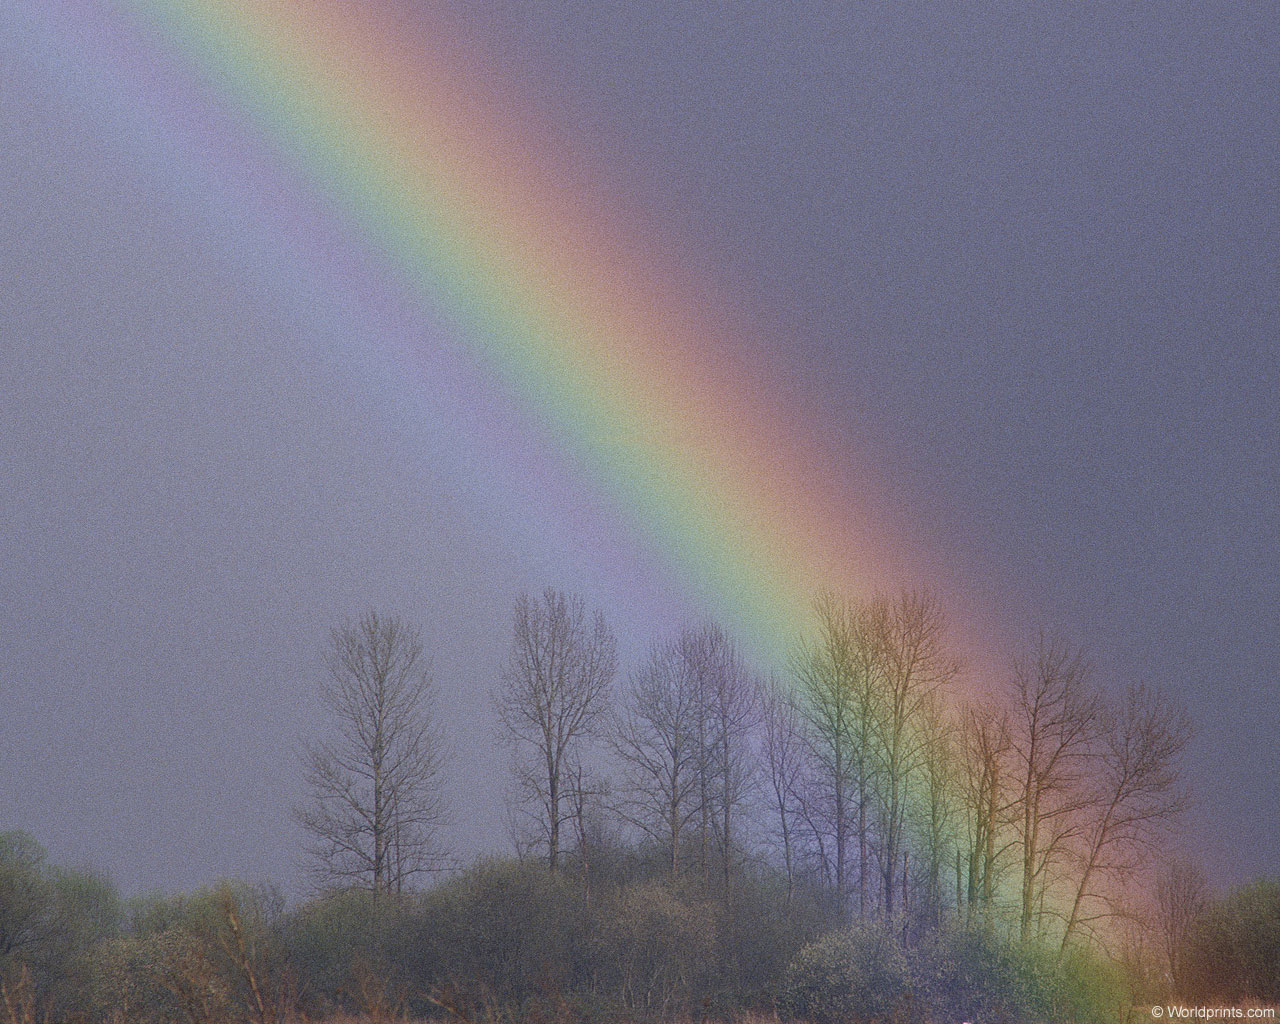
780,921,1126,1024
595,880,716,1018
911,925,1054,1024
1182,879,1280,1004
283,886,407,1012
780,923,914,1024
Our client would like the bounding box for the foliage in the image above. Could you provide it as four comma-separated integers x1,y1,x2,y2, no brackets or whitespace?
1181,879,1280,1004
0,832,123,1020
707,869,843,1013
282,887,404,1013
913,925,1125,1024
910,924,1046,1023
414,859,593,1005
596,880,716,1017
778,920,1128,1024
0,831,53,965
779,923,914,1024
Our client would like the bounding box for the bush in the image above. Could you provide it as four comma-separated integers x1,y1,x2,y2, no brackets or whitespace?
911,925,1053,1024
780,921,1126,1024
780,923,914,1024
391,858,595,1016
77,882,294,1024
1182,879,1280,1004
595,881,716,1018
710,871,843,1013
283,887,407,1013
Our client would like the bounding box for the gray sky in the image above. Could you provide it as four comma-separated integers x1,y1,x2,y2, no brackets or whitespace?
1,0,1277,893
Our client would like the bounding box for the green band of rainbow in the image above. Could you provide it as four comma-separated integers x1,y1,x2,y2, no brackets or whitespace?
112,0,929,664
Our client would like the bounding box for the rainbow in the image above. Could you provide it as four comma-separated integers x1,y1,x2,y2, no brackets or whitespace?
14,0,968,669
9,0,1121,940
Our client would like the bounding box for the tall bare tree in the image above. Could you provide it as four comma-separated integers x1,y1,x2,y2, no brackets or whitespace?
958,705,1014,920
867,591,958,918
1154,855,1210,996
760,678,806,904
682,624,758,889
1009,632,1101,940
298,612,447,894
611,636,703,876
495,589,617,871
913,695,962,925
1061,682,1192,948
790,594,879,908
677,627,720,883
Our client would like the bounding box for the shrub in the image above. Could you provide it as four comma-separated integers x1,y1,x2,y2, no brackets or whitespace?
595,881,716,1018
283,887,404,1011
401,859,593,1011
781,921,1125,1024
1182,879,1280,1004
911,925,1052,1024
779,923,914,1024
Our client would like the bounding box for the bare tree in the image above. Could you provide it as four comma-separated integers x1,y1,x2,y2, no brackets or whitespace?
609,623,754,886
1061,682,1192,949
564,758,612,905
867,591,958,918
495,589,617,871
1009,632,1101,940
958,705,1014,921
610,637,703,876
1154,855,1209,996
675,627,719,883
790,594,879,908
760,678,806,903
913,695,962,926
683,624,758,890
297,612,447,894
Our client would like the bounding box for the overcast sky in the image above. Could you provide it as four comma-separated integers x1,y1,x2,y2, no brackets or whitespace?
1,0,1277,894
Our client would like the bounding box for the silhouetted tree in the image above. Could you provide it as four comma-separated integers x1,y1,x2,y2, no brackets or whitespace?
298,612,447,894
1010,632,1100,940
611,637,704,876
1061,682,1191,948
494,589,617,871
1155,855,1209,996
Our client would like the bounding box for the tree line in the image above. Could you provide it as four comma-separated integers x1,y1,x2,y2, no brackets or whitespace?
1,589,1274,1023
307,594,1192,949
